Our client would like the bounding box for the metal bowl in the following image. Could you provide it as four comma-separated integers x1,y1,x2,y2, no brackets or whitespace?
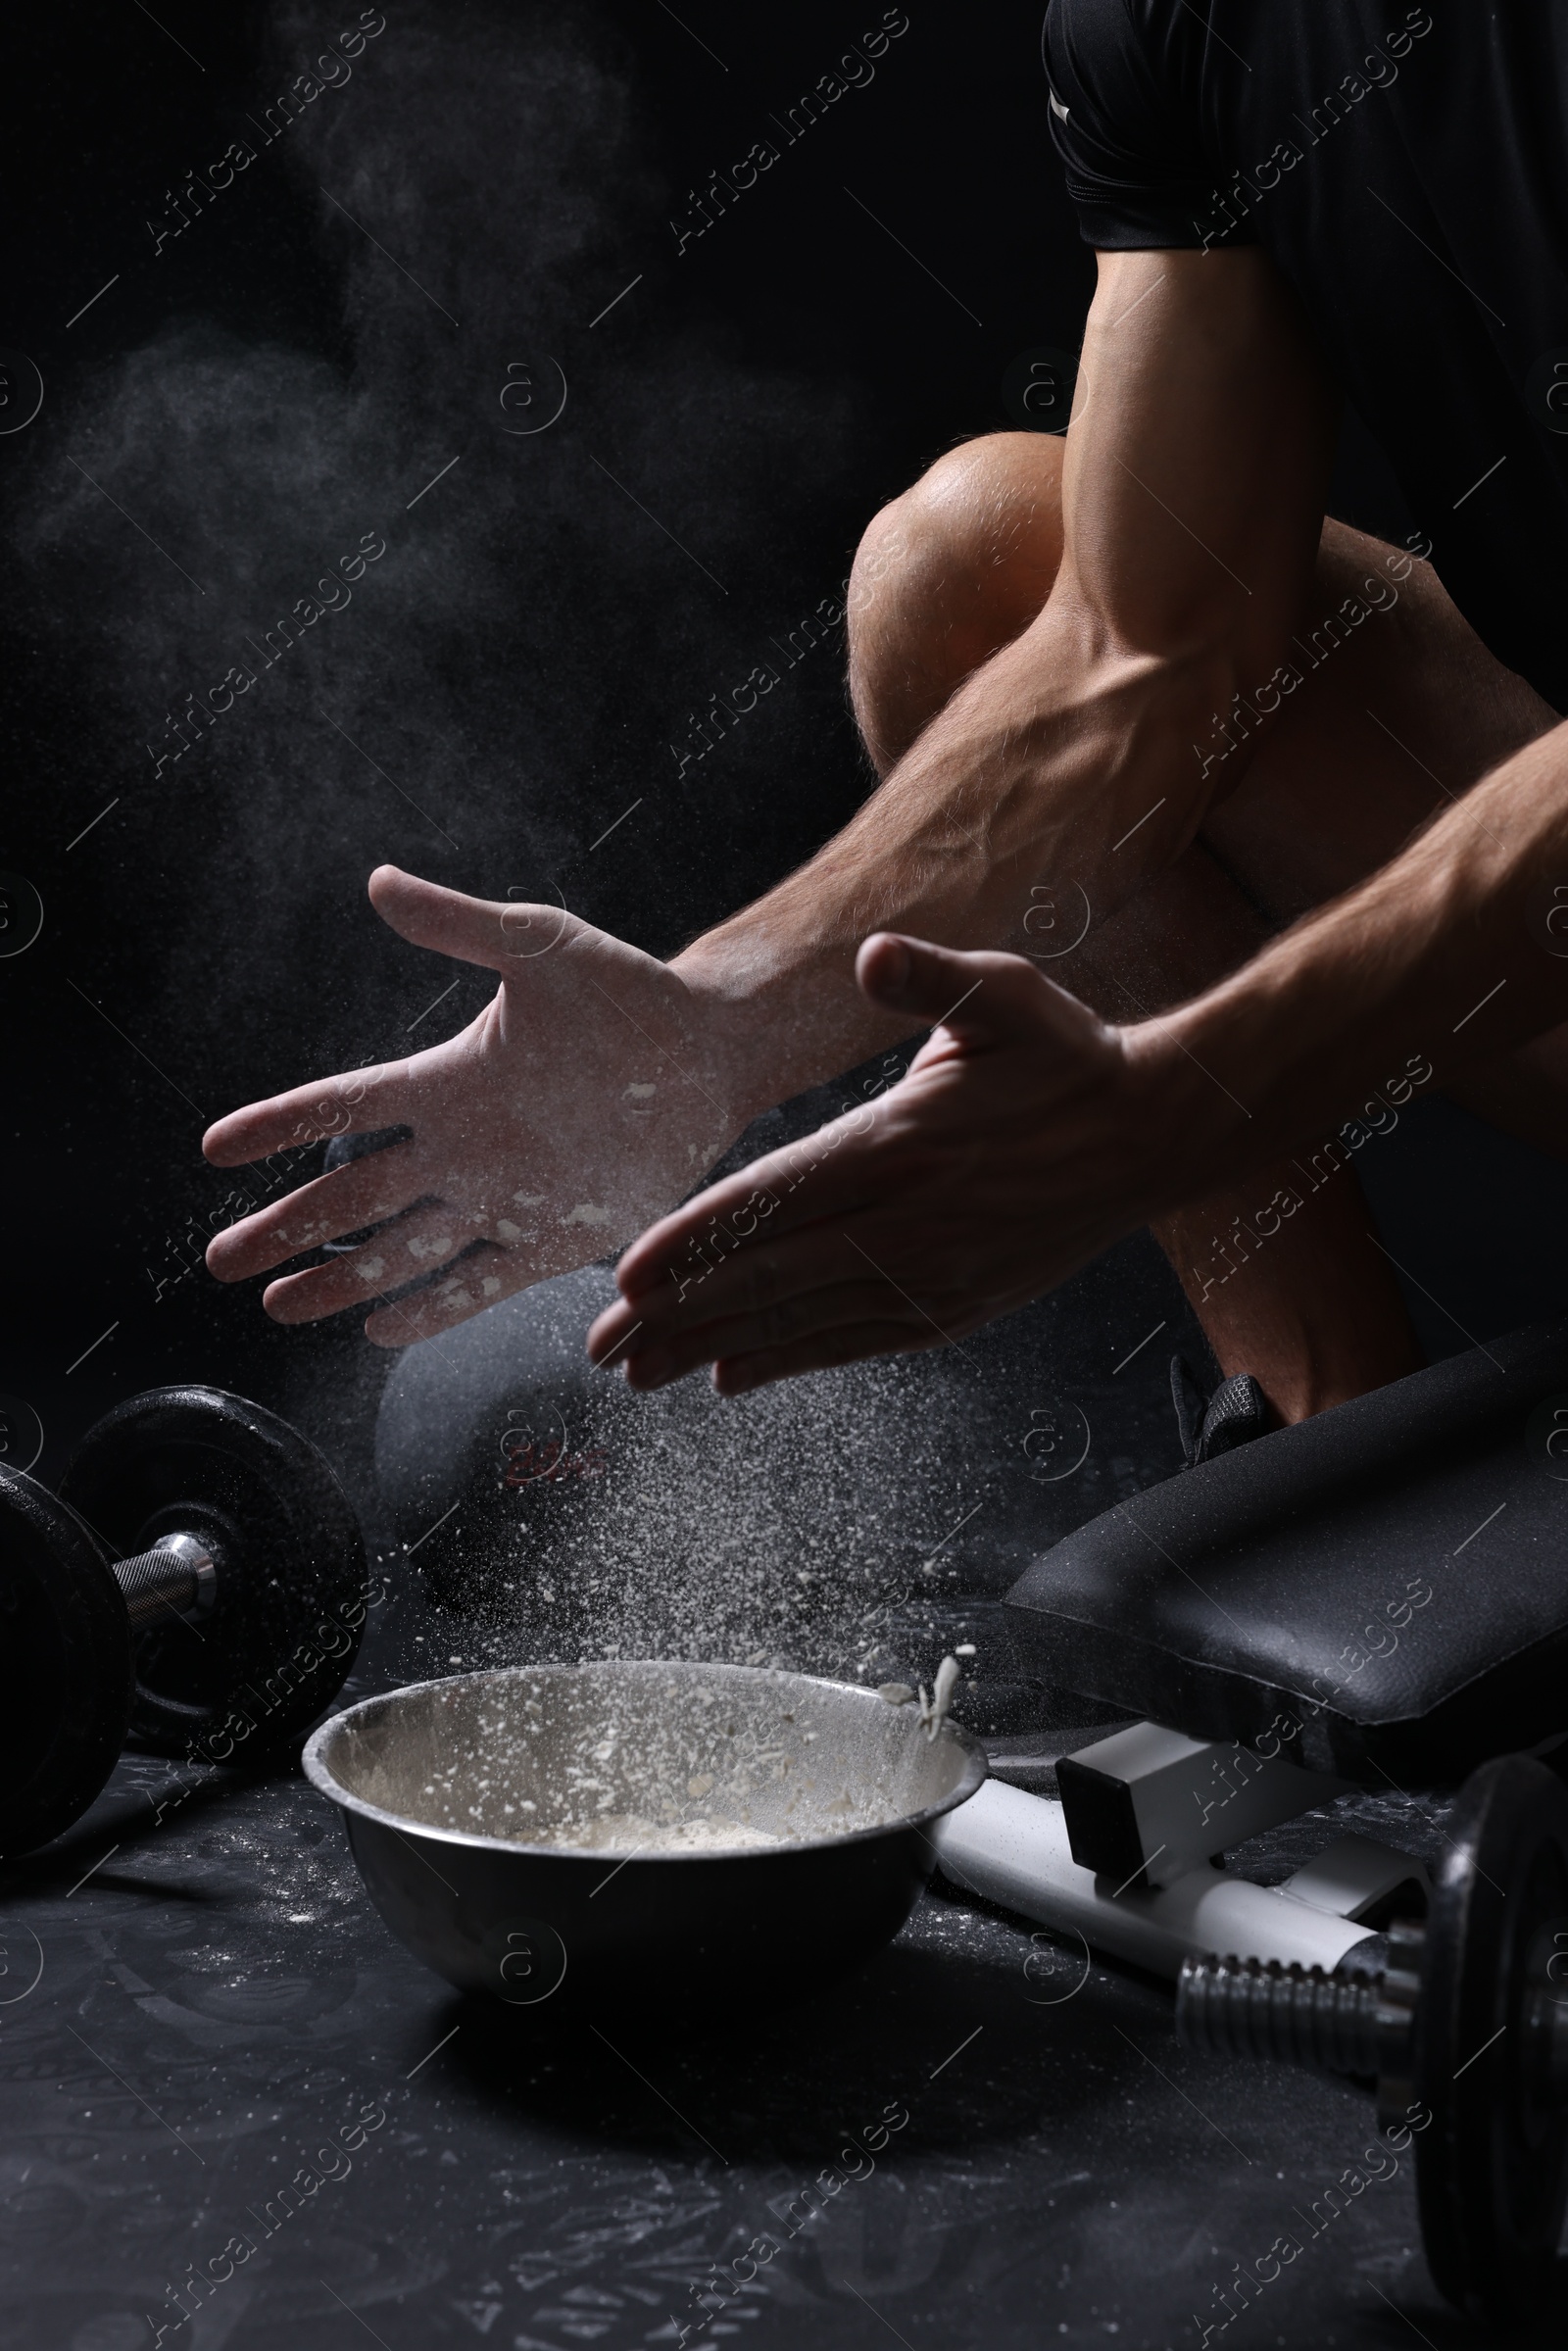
303,1660,987,2020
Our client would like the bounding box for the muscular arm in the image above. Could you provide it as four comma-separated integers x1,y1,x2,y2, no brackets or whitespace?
684,244,1338,1117
202,246,1339,1343
588,712,1568,1396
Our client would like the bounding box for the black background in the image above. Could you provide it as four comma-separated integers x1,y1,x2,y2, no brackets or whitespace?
1,0,1106,1479
3,0,1567,1488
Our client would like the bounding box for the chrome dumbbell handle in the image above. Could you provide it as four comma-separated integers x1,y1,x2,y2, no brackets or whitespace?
1177,1925,1568,2106
112,1532,217,1630
1176,1935,1420,2081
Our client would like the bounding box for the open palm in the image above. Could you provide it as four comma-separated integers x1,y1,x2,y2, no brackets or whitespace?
203,866,741,1346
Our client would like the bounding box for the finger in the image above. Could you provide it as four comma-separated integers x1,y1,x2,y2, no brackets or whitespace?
593,1217,853,1355
203,1056,410,1166
366,1207,632,1347
592,1212,882,1356
368,864,580,973
857,930,1103,1048
614,1279,923,1391
712,1315,946,1396
261,1203,489,1325
610,1112,886,1307
205,1147,425,1281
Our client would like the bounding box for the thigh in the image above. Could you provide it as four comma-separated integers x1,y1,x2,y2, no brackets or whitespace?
857,453,1566,1074
1200,519,1559,920
1201,523,1568,1151
849,432,1067,775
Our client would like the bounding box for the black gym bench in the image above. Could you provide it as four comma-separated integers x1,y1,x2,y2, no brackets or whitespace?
931,1320,1568,2327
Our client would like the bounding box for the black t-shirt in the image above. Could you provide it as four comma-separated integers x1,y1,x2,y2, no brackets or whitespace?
1043,0,1568,711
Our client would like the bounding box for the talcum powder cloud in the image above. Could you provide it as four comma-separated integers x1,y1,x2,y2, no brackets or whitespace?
17,0,865,1096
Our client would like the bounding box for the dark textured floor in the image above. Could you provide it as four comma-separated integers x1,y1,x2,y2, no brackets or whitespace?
9,1087,1568,2350
0,1730,1544,2351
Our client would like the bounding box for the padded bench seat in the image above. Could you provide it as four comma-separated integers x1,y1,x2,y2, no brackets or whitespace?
1004,1322,1568,1783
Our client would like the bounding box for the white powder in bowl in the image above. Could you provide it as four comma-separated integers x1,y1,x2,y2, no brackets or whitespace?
531,1812,782,1853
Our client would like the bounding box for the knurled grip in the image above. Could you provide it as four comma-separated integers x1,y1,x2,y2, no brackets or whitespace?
112,1534,216,1629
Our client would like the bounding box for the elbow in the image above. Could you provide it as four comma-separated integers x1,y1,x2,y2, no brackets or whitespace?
1074,608,1298,806
1055,599,1263,803
1183,647,1304,798
1050,579,1255,734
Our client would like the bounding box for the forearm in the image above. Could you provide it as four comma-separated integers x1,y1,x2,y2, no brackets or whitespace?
673,248,1334,1131
1157,717,1568,1187
676,588,1235,1120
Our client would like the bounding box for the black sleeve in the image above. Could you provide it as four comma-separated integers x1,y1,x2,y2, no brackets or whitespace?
1043,0,1251,250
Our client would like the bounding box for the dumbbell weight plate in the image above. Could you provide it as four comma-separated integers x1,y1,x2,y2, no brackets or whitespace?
58,1387,367,1759
1413,1753,1568,2327
0,1467,133,1855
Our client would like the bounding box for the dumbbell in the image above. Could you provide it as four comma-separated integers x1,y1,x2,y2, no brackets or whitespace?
0,1386,367,1857
1176,1752,1568,2328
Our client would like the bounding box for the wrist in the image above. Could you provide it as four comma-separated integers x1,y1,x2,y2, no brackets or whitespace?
666,945,787,1134
669,935,911,1130
1119,1008,1252,1217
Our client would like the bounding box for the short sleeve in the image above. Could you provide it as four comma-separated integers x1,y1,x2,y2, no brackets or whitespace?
1043,0,1251,250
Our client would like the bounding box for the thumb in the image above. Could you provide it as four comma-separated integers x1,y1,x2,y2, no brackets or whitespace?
368,865,576,970
855,931,1095,1045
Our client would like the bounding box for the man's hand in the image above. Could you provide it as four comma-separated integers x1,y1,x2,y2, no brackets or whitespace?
586,933,1202,1396
203,250,1339,1361
203,866,743,1345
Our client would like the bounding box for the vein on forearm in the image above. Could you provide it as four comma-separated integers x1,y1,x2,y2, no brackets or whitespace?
676,596,1242,1101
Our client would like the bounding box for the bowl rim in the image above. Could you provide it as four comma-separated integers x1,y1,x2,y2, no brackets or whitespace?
301,1658,989,1863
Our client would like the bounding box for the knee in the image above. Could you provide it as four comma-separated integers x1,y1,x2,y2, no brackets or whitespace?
848,432,1064,641
847,433,1066,771
845,491,920,681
